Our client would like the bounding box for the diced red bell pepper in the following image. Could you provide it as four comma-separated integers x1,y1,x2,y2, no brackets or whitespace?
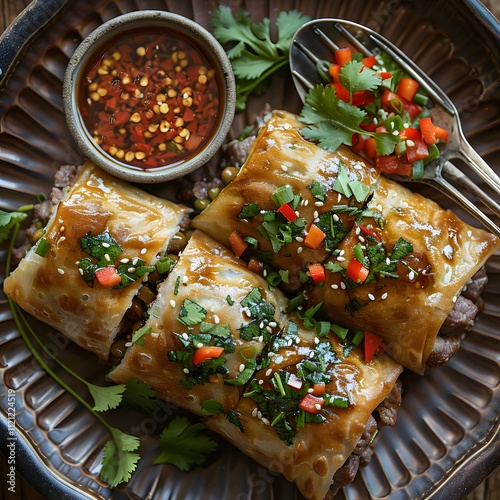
311,382,326,396
364,331,384,363
363,137,377,158
308,263,326,284
346,258,370,283
277,203,299,222
397,77,420,102
375,154,400,174
299,393,324,414
304,224,326,249
352,90,374,107
399,127,421,142
287,373,303,391
335,47,352,66
192,346,225,366
329,63,341,82
95,266,122,287
419,116,449,145
381,89,422,120
229,230,248,257
351,133,365,152
376,71,393,80
333,82,350,103
362,55,377,68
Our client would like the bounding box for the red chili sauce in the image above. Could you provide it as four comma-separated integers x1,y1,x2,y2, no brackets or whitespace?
79,30,222,170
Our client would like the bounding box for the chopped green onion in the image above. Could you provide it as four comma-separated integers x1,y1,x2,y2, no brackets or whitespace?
315,321,331,337
271,186,294,207
267,271,282,287
35,237,50,257
156,256,174,274
413,91,429,106
411,160,425,180
286,292,307,313
330,323,349,340
352,330,365,346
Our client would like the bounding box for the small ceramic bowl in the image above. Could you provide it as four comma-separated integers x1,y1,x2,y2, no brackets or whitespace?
63,10,235,183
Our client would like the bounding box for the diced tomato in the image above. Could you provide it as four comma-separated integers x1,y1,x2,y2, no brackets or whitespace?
308,263,326,284
362,55,377,68
406,139,429,163
376,71,393,80
229,230,248,257
419,116,449,145
364,331,384,363
95,266,122,287
287,373,303,391
375,125,389,134
277,203,299,222
352,90,374,107
375,154,400,174
311,382,326,396
192,346,225,366
303,224,326,249
299,393,324,414
335,47,352,66
363,137,377,158
346,258,370,283
397,77,420,102
329,63,341,82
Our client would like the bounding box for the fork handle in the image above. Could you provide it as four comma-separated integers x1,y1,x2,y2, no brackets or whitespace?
455,134,500,196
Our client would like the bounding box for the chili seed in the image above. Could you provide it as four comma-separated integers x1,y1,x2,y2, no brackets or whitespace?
156,93,166,103
116,149,125,159
130,112,142,123
139,75,149,87
160,120,170,133
135,151,147,160
136,46,146,57
174,117,184,127
125,151,135,162
179,128,190,140
197,74,208,85
108,146,118,156
159,103,169,114
90,92,101,102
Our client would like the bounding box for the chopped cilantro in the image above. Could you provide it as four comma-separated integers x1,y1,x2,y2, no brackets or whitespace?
121,379,157,412
0,208,30,243
132,325,151,346
178,299,207,326
237,202,260,220
201,399,225,415
307,180,327,202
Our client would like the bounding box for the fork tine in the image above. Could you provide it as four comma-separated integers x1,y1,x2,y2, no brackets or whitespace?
429,163,500,237
332,23,373,57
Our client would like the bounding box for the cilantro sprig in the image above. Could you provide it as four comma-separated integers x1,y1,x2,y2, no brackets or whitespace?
299,65,400,155
210,6,310,110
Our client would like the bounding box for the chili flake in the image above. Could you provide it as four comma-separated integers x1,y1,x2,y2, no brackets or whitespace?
79,30,222,169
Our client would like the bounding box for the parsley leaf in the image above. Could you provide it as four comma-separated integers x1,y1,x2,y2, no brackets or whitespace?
178,299,207,326
210,7,310,110
88,383,126,412
153,417,218,471
100,428,140,487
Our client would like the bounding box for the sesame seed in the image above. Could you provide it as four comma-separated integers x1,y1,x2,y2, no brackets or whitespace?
297,246,303,254
381,292,388,300
57,268,64,275
214,314,220,324
239,363,246,373
151,332,159,338
269,321,277,328
261,417,270,425
296,337,301,344
340,282,346,289
392,130,399,136
333,214,340,222
368,293,376,301
120,258,130,264
79,268,84,276
281,165,288,172
263,269,268,277
104,254,111,262
287,338,293,346
408,271,415,281
314,201,324,207
338,193,342,203
337,256,346,262
314,404,322,411
452,296,457,303
60,226,65,232
275,355,284,364
303,199,309,206
313,210,319,219
355,226,361,235
125,341,133,348
183,368,190,374
406,139,415,147
296,236,304,243
386,257,391,265
141,248,147,255
358,235,365,243
467,230,472,237
265,368,272,377
331,284,338,289
339,249,345,256
195,342,204,348
258,379,264,385
170,299,176,308
314,337,320,344
128,267,136,273
309,351,315,358
308,388,314,393
182,275,188,284
252,408,258,417
182,332,189,341
102,242,110,248
257,411,262,419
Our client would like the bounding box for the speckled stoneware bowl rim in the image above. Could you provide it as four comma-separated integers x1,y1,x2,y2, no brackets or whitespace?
62,10,236,184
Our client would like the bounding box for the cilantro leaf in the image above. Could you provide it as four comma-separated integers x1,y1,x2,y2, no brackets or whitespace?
122,378,157,412
80,231,122,265
210,7,310,110
100,428,140,487
201,399,225,415
0,209,29,243
88,383,126,412
132,325,151,346
153,417,218,471
339,61,381,94
178,299,207,326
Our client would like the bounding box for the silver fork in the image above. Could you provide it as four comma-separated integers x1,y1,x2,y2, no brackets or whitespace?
289,18,500,238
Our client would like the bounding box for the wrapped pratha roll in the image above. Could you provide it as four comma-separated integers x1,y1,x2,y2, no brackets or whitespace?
193,110,380,291
308,175,500,373
108,230,289,416
3,162,189,359
205,315,403,500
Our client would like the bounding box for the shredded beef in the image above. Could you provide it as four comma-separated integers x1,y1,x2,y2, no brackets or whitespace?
226,136,256,167
426,335,462,368
461,266,488,303
375,379,403,427
440,295,478,337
